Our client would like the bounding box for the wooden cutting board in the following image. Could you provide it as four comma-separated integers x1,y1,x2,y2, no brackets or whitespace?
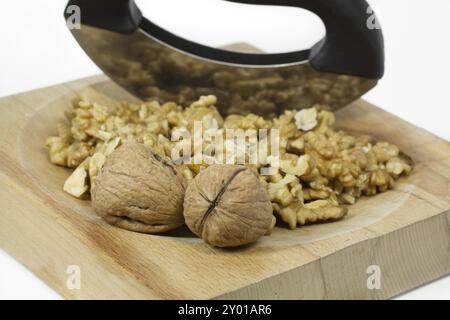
0,74,449,300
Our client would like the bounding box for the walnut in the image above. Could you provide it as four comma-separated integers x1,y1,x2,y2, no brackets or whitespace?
183,165,273,247
92,142,186,234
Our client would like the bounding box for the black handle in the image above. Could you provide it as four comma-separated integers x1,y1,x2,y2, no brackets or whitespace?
65,0,384,79
225,0,384,79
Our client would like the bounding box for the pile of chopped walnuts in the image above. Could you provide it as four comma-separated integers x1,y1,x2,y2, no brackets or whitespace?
46,95,412,231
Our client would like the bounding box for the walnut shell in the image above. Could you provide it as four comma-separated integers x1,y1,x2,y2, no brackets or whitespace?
92,142,186,233
183,164,273,247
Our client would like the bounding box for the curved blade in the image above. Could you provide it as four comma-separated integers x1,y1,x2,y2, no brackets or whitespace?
69,24,377,117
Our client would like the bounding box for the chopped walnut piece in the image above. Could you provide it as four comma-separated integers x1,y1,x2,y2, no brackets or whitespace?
88,153,106,192
295,107,318,131
297,204,348,226
63,157,90,198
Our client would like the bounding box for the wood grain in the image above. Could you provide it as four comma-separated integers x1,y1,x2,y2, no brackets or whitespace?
0,75,449,300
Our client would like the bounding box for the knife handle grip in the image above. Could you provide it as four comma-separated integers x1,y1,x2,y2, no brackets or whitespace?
225,0,384,79
64,0,142,34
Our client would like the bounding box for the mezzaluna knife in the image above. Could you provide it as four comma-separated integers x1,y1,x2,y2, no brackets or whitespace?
64,0,384,116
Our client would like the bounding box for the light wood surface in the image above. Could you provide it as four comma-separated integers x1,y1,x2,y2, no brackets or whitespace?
0,75,449,299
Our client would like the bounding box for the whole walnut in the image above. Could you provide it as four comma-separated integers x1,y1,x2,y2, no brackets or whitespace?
92,141,186,233
184,164,273,247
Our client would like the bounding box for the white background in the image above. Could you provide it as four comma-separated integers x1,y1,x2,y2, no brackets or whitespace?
0,0,449,300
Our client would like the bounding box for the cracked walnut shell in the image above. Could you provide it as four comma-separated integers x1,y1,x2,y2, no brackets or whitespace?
183,165,273,247
92,141,186,234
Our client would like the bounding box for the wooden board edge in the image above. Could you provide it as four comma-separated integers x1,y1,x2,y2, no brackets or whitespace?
217,210,450,300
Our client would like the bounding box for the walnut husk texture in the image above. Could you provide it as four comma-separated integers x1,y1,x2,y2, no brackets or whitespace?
92,141,186,233
184,165,273,247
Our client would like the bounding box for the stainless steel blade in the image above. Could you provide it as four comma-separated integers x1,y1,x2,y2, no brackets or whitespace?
70,24,377,117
